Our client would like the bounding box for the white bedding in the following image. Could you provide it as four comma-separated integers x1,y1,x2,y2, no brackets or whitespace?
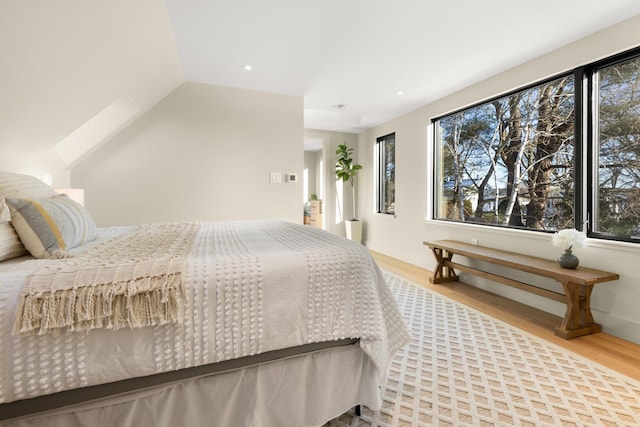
0,220,409,408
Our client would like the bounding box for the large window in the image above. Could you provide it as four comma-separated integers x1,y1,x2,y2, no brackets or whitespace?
377,133,395,215
434,75,575,231
592,55,640,242
433,46,640,243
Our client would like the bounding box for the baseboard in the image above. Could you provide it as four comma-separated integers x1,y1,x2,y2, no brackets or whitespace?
364,240,430,270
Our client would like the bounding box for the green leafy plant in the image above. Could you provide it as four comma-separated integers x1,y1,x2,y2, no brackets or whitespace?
335,143,363,220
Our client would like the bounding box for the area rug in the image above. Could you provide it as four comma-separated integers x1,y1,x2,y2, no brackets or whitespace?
327,271,640,427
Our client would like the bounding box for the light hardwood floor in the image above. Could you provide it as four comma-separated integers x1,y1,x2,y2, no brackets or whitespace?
371,251,640,382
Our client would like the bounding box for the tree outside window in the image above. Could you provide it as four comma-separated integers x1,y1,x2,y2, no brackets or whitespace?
377,133,395,215
594,56,640,240
434,75,575,231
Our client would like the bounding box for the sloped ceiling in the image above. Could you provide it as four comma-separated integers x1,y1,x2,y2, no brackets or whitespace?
3,0,640,172
163,0,640,133
0,0,183,171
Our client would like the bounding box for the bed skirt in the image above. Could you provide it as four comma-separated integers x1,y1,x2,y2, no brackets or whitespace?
2,342,380,427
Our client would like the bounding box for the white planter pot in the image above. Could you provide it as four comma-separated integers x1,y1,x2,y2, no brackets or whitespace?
345,220,363,244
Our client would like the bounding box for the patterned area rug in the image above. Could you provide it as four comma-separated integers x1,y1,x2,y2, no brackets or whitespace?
327,271,640,427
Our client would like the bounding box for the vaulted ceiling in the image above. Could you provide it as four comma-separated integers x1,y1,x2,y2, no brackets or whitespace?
3,0,640,172
163,0,640,133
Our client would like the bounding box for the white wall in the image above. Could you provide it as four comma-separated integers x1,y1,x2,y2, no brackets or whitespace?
0,0,183,187
359,14,640,344
73,82,303,226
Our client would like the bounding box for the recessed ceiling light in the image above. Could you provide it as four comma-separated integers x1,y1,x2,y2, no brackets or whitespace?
396,91,404,96
244,65,252,71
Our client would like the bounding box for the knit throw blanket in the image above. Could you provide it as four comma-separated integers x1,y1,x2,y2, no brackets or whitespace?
13,222,200,336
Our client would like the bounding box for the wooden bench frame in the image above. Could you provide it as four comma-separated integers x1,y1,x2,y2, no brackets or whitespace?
424,240,619,340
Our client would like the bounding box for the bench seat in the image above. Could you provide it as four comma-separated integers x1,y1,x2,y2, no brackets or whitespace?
424,240,619,339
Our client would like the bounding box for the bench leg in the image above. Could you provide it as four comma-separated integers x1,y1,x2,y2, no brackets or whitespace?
429,247,458,284
556,281,601,339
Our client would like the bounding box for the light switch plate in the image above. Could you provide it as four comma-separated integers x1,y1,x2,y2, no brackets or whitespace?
270,172,282,184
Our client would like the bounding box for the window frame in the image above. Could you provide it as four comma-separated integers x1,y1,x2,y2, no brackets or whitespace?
376,132,396,215
431,45,640,244
585,45,640,244
431,72,577,234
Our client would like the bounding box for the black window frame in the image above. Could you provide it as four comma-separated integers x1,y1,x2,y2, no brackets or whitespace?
376,132,396,215
585,46,640,244
432,72,577,233
431,45,640,244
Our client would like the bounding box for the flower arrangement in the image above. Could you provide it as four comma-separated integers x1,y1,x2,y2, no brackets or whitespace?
551,229,586,251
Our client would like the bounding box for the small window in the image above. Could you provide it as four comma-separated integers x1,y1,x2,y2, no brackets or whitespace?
377,133,395,215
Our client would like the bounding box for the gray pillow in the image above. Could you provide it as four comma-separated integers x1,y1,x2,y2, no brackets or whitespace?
6,195,96,259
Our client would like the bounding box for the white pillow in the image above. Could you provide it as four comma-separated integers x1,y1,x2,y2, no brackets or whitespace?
0,223,28,261
0,171,58,206
0,170,58,261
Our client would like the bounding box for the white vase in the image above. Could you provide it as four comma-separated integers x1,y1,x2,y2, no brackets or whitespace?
345,220,362,244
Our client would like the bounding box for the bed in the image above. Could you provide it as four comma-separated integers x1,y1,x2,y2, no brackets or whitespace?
0,171,410,427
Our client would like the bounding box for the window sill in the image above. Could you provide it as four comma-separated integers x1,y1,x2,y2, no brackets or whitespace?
425,218,640,255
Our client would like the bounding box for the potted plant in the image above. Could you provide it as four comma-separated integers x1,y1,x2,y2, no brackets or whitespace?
335,143,363,242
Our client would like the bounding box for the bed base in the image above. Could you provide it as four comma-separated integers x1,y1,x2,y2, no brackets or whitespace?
1,338,359,423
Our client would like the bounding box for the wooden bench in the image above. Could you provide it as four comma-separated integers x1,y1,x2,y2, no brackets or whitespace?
423,240,619,340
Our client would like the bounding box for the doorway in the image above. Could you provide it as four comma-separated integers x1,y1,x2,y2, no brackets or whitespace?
304,137,324,229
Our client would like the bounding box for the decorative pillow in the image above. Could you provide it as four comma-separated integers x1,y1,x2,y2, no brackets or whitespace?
6,195,96,259
0,171,59,261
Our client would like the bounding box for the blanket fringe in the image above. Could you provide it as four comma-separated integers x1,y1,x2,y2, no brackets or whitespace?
13,274,184,335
